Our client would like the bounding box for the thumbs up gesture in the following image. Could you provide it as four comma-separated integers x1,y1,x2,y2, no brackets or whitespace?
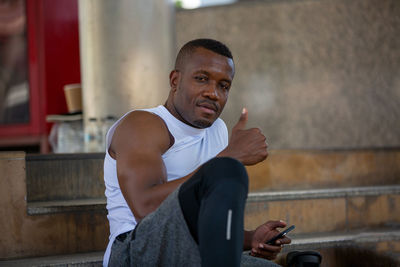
219,108,268,166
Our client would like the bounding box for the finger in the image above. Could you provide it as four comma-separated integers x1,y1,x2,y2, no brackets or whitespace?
265,220,287,230
276,236,291,245
258,243,282,253
232,107,248,131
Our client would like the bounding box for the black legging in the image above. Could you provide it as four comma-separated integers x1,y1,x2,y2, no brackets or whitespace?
178,157,249,267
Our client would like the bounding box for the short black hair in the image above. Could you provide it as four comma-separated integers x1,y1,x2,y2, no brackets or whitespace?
175,38,233,70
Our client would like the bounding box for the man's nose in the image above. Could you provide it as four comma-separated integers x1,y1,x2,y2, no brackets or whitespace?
203,83,219,100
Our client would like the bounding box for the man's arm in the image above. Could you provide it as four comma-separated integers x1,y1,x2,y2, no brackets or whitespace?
111,108,264,221
111,108,291,259
110,111,193,220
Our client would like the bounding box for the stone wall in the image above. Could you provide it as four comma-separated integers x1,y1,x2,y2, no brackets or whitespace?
175,0,400,149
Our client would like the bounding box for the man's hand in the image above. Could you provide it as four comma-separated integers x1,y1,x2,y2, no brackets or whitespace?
219,108,268,165
249,220,291,260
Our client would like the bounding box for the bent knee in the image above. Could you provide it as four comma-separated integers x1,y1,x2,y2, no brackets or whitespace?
202,157,248,187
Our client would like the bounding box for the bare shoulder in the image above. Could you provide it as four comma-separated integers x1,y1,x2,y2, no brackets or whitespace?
118,110,167,132
110,110,171,157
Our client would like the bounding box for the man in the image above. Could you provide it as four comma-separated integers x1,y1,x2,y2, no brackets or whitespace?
103,39,291,266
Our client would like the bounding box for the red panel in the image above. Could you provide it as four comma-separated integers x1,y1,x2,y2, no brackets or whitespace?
42,0,81,120
0,0,42,136
0,0,81,140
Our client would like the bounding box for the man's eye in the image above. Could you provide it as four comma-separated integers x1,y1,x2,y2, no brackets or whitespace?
195,76,207,82
220,83,230,91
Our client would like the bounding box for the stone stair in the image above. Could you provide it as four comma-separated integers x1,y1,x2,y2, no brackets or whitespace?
245,185,400,233
0,252,103,267
1,149,399,266
244,149,400,266
245,185,400,266
27,198,106,216
0,152,108,262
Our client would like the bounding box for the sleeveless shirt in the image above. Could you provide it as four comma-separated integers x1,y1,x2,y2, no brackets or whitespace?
103,105,229,265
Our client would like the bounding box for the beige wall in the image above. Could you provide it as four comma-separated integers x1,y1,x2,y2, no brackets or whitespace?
176,0,400,149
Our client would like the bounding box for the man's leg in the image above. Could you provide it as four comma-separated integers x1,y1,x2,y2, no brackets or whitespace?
178,157,249,267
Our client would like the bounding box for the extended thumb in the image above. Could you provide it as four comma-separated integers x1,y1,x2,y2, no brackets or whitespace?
233,108,248,130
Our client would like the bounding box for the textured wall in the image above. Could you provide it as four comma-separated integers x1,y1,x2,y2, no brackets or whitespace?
176,0,400,149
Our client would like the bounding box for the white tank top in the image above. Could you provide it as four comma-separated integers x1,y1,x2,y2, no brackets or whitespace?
103,105,228,266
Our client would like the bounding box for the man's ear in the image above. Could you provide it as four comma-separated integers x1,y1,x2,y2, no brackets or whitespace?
169,70,180,92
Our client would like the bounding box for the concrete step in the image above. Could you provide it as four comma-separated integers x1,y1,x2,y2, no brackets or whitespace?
2,229,399,267
26,153,105,202
25,149,400,201
0,251,103,267
27,198,106,215
27,185,400,235
276,229,400,266
0,152,108,260
246,149,400,191
285,228,400,252
245,185,400,234
3,150,399,260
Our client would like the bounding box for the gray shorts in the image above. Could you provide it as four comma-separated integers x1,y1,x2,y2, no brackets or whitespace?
109,188,281,267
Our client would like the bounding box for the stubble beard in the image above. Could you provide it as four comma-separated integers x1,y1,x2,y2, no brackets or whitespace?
173,102,213,129
192,119,212,129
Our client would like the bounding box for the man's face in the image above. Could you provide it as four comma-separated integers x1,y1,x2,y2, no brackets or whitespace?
169,47,235,128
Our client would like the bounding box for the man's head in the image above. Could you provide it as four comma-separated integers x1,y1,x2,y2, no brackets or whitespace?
166,39,235,129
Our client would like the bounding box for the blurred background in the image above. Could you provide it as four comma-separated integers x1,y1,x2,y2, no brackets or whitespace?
1,0,398,153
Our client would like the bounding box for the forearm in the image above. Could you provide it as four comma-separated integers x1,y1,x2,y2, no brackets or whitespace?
142,176,190,212
243,230,255,250
124,168,198,220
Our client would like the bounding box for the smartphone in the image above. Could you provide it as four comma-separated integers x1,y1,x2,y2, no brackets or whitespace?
265,225,295,245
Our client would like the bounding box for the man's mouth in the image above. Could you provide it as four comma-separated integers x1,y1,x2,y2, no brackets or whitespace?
197,101,218,114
